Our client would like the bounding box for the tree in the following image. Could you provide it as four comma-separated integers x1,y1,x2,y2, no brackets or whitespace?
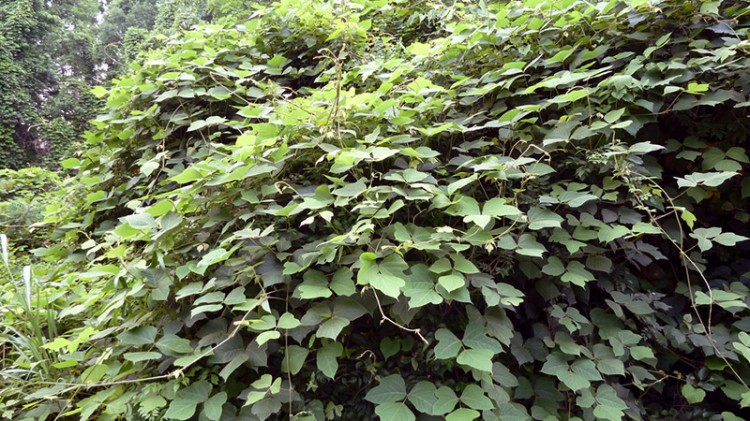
0,0,56,168
0,0,102,168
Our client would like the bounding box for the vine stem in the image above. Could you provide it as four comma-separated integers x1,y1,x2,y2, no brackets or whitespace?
368,287,428,345
629,170,749,391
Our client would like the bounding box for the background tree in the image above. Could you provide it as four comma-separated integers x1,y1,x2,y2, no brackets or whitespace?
0,0,57,169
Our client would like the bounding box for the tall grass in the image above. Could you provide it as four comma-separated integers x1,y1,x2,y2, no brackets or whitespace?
0,233,56,398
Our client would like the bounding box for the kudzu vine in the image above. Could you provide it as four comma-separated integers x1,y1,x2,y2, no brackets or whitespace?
2,1,750,420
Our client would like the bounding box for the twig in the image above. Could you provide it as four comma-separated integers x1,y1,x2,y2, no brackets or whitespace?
369,287,428,345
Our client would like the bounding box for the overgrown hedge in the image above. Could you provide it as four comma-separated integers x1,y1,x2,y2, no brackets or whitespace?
3,0,750,420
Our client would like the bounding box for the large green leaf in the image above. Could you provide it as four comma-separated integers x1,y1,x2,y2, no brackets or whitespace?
365,375,407,404
407,381,437,414
456,349,494,372
434,328,462,359
317,342,343,379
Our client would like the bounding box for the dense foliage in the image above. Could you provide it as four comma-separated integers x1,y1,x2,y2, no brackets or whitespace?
0,0,58,168
0,0,207,169
2,0,750,420
0,0,109,169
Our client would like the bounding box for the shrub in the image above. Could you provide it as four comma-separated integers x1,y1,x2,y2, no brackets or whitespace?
4,0,750,420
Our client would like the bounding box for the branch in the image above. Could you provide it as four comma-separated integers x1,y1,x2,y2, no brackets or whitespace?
369,287,429,345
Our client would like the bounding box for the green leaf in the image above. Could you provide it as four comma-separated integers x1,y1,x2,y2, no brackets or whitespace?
179,381,212,402
527,207,563,230
91,86,108,98
713,232,749,247
630,346,655,362
430,258,452,274
137,395,167,418
459,384,493,410
156,334,193,354
281,345,309,375
296,270,332,299
365,374,407,404
722,412,745,421
407,41,431,56
405,287,442,308
594,384,627,421
496,283,525,306
516,234,547,257
497,403,531,421
593,403,624,421
121,213,156,230
380,337,400,360
358,254,408,298
434,328,462,359
370,271,406,298
557,370,590,391
330,267,356,296
187,119,208,132
451,254,479,274
571,359,602,381
561,261,595,286
541,352,568,376
686,82,709,94
407,381,437,414
41,337,70,352
123,352,162,362
203,392,227,421
542,256,565,276
277,313,301,329
681,209,697,229
741,391,750,408
256,330,280,346
681,384,706,404
317,316,349,340
171,167,204,184
433,386,459,415
596,358,625,376
586,255,613,273
597,225,631,243
317,342,343,379
164,399,197,420
61,157,81,169
562,192,598,208
219,354,248,381
374,402,415,421
676,171,738,188
483,199,522,218
628,142,664,155
690,227,719,252
457,348,494,372
446,408,480,421
165,382,212,420
333,297,368,320
438,272,465,292
548,88,590,104
117,326,157,346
